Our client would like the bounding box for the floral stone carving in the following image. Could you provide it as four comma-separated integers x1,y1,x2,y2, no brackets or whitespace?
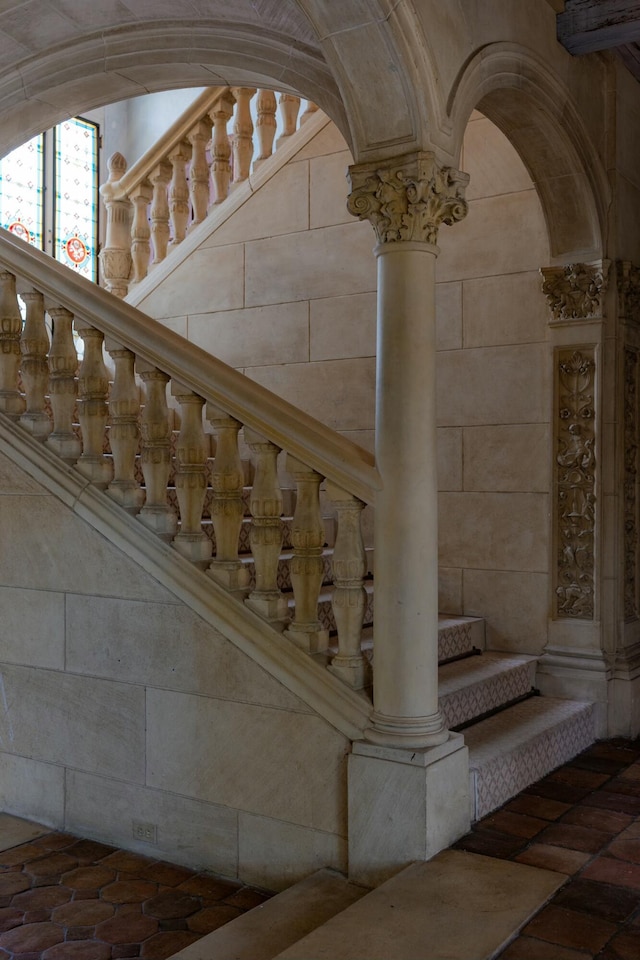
617,260,640,324
625,347,639,620
555,349,596,619
541,262,610,322
347,152,468,245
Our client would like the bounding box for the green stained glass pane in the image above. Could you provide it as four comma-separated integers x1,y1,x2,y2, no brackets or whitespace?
54,117,99,281
0,134,44,248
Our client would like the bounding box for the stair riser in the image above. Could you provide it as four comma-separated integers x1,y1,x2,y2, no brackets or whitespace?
439,662,534,730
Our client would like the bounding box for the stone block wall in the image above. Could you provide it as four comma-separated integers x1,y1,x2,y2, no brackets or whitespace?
135,111,551,653
0,453,349,891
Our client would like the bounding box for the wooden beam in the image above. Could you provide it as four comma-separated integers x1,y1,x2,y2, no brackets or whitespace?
558,0,640,55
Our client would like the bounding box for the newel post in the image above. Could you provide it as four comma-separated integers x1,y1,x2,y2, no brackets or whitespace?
346,151,471,886
99,152,132,298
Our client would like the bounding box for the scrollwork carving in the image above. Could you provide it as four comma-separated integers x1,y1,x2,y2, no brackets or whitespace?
624,347,639,620
617,260,640,324
347,152,468,245
555,349,596,619
541,262,610,322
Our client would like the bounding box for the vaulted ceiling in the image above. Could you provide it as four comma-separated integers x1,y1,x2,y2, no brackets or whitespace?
558,0,640,82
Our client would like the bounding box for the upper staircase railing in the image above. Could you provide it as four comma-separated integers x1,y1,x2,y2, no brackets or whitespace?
0,228,379,692
99,87,318,297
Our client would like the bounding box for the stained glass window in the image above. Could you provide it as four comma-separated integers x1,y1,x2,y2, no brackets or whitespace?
0,135,44,248
54,117,99,281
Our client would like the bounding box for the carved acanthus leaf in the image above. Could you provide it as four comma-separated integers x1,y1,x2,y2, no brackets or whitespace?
555,349,596,620
347,152,469,245
541,261,610,322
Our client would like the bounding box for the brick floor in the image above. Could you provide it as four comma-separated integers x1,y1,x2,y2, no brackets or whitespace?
453,738,640,960
0,832,272,959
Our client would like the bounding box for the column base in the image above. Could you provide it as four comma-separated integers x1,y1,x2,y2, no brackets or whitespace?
364,708,449,748
244,593,289,631
284,624,330,655
19,412,51,441
208,560,250,597
75,457,113,489
106,481,145,513
172,532,213,565
137,505,177,541
46,433,82,463
536,647,609,737
327,655,371,690
348,733,470,887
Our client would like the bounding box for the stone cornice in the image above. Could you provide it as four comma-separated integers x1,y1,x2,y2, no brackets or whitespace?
347,151,469,245
540,261,610,323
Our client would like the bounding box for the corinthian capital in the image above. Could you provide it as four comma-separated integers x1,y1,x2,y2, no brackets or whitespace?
347,152,469,245
540,261,610,323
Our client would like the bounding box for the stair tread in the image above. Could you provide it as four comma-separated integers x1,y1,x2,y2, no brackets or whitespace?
465,696,594,766
438,652,536,695
271,852,564,960
168,868,369,960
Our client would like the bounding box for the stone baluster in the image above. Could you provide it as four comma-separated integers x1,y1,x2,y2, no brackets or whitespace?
46,307,81,462
171,383,212,564
255,89,277,165
149,161,172,266
19,290,51,439
0,271,25,419
187,119,212,231
209,92,234,205
99,153,132,298
277,94,301,147
129,180,153,285
244,428,288,628
326,482,370,689
207,405,250,594
230,87,257,183
74,320,112,487
300,101,319,124
105,340,143,512
168,140,191,249
137,363,177,539
283,456,329,653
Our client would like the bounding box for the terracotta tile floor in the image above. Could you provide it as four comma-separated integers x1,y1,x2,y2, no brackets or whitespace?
455,738,640,960
0,834,272,959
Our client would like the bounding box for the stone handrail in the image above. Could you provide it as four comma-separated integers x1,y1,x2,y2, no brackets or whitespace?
0,228,377,690
100,86,318,297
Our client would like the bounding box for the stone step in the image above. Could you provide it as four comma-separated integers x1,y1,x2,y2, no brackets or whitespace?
168,868,369,960
465,696,596,820
438,651,536,730
269,851,564,960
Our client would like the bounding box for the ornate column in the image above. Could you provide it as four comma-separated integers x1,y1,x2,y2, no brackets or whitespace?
346,151,470,886
347,151,468,746
537,260,610,734
99,153,132,298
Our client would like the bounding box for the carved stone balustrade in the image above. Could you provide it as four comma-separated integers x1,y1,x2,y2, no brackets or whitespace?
0,270,26,418
19,289,50,439
46,306,81,462
137,362,177,540
99,86,318,295
284,456,330,654
207,404,250,595
104,338,143,512
74,320,112,487
171,382,212,564
326,481,371,689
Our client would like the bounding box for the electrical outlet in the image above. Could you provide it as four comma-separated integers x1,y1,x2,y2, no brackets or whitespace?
132,820,157,843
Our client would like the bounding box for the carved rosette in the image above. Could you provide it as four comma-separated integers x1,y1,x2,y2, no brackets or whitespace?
624,347,639,620
347,152,469,245
541,262,610,322
617,261,640,324
554,349,596,619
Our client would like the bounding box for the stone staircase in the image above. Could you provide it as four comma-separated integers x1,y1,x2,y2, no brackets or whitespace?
169,854,565,960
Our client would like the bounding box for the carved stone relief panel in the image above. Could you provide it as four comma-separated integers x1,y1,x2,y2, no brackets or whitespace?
554,348,596,620
541,261,610,323
617,260,640,325
624,346,639,622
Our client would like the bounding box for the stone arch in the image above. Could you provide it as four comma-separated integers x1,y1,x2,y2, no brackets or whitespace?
447,43,608,261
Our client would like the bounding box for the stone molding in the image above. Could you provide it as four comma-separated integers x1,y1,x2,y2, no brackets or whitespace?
554,348,596,620
541,261,610,323
617,260,640,324
347,152,469,245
